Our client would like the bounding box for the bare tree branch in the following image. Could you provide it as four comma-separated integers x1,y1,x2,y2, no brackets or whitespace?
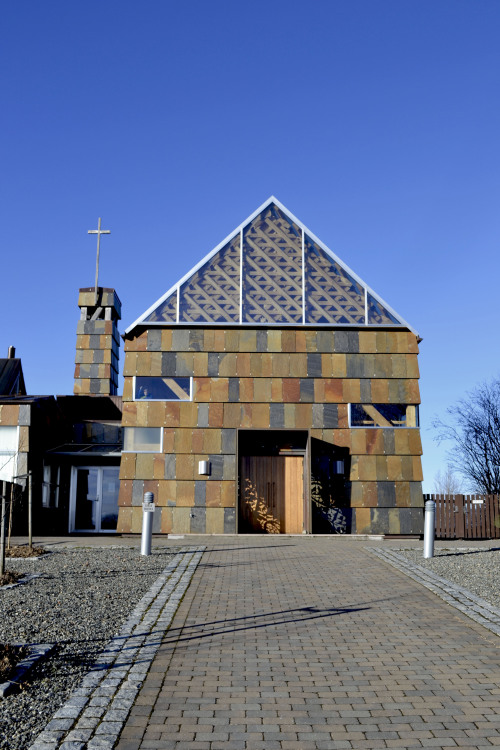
433,378,500,494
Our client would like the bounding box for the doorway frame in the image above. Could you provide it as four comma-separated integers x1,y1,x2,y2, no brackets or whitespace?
237,429,311,534
69,465,120,533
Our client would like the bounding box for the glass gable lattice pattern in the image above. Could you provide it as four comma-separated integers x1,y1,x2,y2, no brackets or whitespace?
304,235,365,324
138,199,411,330
367,293,400,325
145,290,177,323
242,204,303,324
180,234,240,322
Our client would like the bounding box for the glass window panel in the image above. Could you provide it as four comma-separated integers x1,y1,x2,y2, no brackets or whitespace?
123,427,162,452
100,468,120,530
367,293,401,325
144,291,177,323
305,236,365,324
135,376,192,401
350,404,419,428
242,203,303,324
179,235,240,322
0,426,17,452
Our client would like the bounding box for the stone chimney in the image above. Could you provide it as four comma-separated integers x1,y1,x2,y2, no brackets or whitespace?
74,287,121,395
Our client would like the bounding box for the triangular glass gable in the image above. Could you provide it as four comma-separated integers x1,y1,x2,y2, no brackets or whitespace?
133,198,413,332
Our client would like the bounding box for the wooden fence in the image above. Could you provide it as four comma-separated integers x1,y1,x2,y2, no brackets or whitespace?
423,494,500,540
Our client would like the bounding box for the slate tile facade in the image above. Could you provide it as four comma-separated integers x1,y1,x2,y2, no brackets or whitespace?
117,328,423,536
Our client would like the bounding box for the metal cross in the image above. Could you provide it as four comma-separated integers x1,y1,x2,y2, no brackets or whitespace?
88,217,111,305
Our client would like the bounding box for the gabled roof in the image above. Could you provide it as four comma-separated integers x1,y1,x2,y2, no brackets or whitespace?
0,358,26,396
126,197,417,335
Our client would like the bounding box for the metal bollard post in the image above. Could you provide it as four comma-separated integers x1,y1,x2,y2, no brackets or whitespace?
140,492,155,556
423,500,436,558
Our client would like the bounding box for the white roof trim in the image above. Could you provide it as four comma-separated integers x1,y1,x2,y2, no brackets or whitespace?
125,196,418,336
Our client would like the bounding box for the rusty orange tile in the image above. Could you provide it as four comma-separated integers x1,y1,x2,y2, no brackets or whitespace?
314,380,325,403
395,482,411,507
163,428,175,453
122,402,137,426
137,352,152,376
250,354,263,377
354,507,371,533
118,481,132,505
412,456,423,481
408,429,423,455
224,403,241,427
365,429,385,455
208,403,224,427
221,481,236,507
175,429,193,453
351,430,367,454
271,378,283,402
193,379,211,402
213,330,225,352
119,454,136,480
177,481,195,505
387,456,403,481
116,508,132,533
296,331,307,352
260,354,273,376
191,429,204,453
239,378,254,402
281,330,296,352
153,454,165,480
332,429,351,448
160,506,173,533
236,353,251,376
394,430,410,455
176,454,195,480
337,404,349,428
324,379,343,402
282,379,300,402
158,480,177,504
163,402,180,426
295,404,312,428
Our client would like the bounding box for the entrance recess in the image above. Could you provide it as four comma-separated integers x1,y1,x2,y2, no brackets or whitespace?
70,466,120,532
238,430,308,534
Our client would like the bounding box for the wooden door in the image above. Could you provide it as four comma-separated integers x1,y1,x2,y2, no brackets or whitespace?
240,455,304,533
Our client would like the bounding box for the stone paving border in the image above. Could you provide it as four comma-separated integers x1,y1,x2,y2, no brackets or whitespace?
28,546,205,750
370,548,500,637
0,644,54,699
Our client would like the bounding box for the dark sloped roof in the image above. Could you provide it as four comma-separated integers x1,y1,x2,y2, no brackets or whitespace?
0,359,26,396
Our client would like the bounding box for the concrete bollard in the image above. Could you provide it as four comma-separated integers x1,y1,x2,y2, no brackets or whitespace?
140,492,155,556
423,499,436,558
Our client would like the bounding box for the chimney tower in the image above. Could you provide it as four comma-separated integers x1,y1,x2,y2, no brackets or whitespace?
74,287,121,395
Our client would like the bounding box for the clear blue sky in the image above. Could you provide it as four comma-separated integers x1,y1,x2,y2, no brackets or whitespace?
1,1,499,492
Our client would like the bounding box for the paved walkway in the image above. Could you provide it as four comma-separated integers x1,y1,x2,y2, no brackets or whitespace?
22,536,500,750
112,537,500,750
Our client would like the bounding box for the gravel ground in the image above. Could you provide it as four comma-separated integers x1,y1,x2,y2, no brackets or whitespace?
0,546,182,750
397,544,500,609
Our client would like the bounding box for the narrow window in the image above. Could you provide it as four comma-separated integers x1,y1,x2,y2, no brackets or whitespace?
123,427,163,452
350,404,419,428
134,377,192,401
